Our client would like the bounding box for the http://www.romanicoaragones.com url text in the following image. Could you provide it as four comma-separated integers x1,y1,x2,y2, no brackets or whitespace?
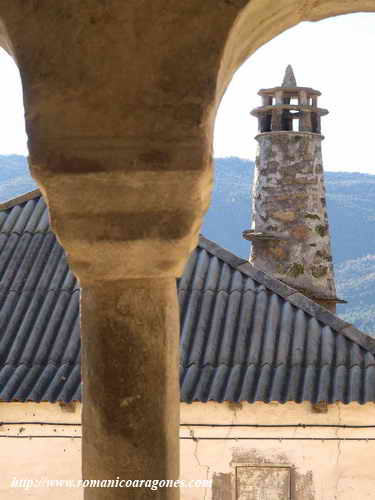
11,478,212,491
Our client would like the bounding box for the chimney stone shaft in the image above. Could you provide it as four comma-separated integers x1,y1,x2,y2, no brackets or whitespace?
245,66,343,312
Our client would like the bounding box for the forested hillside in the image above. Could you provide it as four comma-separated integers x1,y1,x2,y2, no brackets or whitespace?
1,155,374,334
0,155,37,201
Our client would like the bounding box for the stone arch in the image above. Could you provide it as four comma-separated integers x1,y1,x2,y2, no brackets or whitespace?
0,18,14,57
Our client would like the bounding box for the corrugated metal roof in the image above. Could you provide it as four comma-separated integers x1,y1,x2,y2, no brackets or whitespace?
0,194,80,403
1,191,375,404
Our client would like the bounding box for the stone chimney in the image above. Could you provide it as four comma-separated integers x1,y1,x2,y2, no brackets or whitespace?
243,65,345,312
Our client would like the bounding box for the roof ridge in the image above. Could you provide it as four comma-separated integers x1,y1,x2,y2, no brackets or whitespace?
198,235,375,355
0,189,41,212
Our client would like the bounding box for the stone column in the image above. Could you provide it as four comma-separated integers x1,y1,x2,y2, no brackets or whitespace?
0,4,231,495
271,90,284,131
299,90,312,132
27,136,212,500
0,4,231,498
81,279,180,499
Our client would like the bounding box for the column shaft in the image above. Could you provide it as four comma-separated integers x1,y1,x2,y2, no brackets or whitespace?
81,278,180,499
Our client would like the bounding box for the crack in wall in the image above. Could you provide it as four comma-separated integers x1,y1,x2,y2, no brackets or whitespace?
189,427,211,500
334,403,343,500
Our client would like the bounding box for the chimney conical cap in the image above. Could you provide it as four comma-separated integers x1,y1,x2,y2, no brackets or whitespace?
282,65,297,87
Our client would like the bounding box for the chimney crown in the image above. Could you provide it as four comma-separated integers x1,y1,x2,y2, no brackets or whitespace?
251,68,327,134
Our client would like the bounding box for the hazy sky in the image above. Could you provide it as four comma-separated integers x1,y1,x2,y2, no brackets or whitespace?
0,12,374,173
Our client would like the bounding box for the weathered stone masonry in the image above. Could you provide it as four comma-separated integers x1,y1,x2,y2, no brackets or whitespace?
245,67,344,312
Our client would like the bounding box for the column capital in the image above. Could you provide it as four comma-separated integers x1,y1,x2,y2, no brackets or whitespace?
30,137,212,285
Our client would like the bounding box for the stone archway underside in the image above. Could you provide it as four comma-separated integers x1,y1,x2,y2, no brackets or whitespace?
0,1,374,498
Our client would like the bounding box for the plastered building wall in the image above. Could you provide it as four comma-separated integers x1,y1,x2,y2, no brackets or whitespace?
180,402,375,500
0,402,82,500
1,401,375,499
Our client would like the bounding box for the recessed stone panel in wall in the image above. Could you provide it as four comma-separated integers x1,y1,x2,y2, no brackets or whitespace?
236,466,291,499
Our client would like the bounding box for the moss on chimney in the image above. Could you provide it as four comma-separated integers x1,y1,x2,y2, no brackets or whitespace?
287,263,304,277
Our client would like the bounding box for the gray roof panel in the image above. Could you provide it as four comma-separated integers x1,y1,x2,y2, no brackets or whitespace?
1,192,375,405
